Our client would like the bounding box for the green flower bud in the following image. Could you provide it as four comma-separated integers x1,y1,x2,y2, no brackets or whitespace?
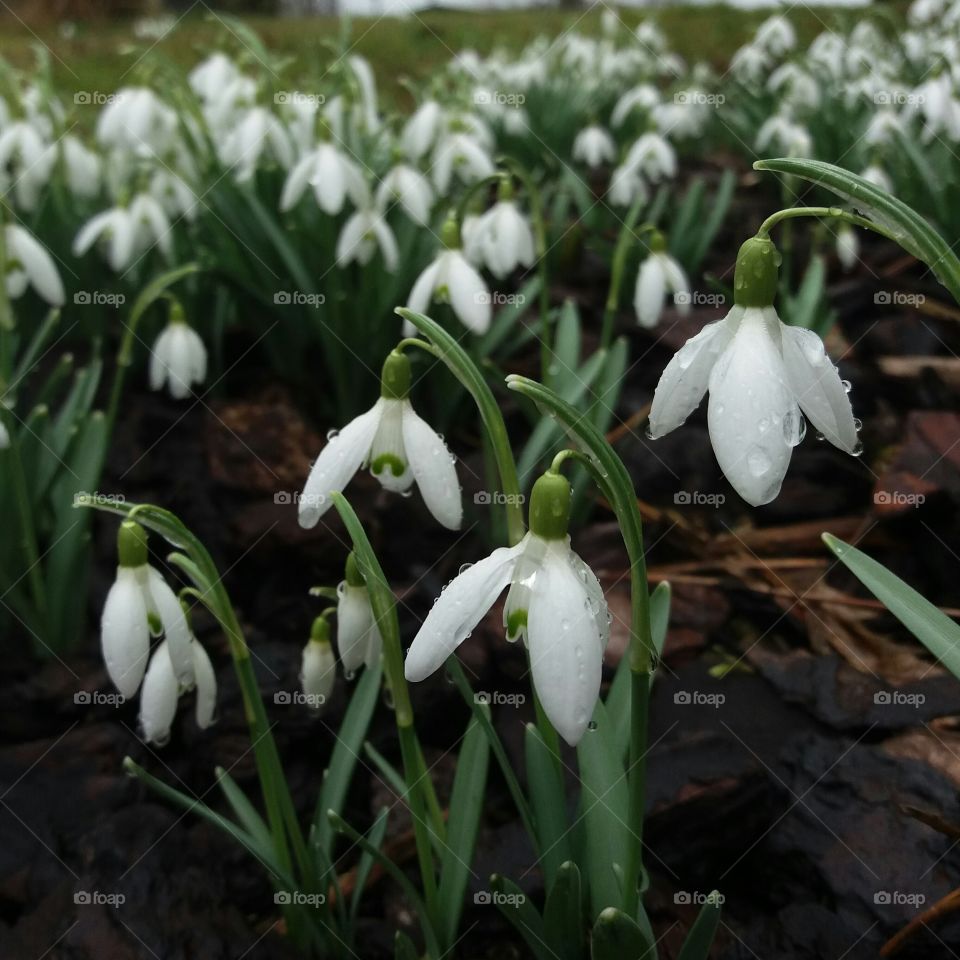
440,216,461,250
344,551,365,588
529,472,571,540
310,614,331,645
117,520,148,568
648,229,667,253
734,236,781,308
380,350,411,400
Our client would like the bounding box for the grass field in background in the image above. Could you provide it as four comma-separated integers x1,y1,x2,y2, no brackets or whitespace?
0,4,905,107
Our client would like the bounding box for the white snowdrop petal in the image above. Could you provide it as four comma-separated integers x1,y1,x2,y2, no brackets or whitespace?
146,565,194,687
402,403,463,530
404,540,526,682
527,541,604,747
337,584,379,676
634,256,666,328
648,312,738,438
407,260,440,317
299,400,384,529
192,642,217,729
100,566,151,698
780,324,859,453
140,640,180,745
707,309,798,506
448,254,491,334
7,226,64,306
301,640,336,708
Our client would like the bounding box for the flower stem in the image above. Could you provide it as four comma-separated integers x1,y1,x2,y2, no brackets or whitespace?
756,205,897,243
601,207,655,350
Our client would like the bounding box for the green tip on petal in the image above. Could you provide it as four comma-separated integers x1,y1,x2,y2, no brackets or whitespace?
529,471,571,540
310,615,331,645
370,453,407,478
380,350,411,399
344,551,365,588
117,519,148,568
734,235,781,307
506,607,528,640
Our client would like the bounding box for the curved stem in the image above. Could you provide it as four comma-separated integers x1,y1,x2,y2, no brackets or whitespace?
756,205,898,243
396,312,526,546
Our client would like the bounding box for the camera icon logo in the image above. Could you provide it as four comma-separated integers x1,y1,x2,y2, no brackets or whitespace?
274,291,292,305
274,691,292,705
473,891,492,904
674,691,692,705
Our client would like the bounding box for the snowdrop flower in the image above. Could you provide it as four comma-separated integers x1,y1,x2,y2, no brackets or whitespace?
140,636,216,745
647,237,860,506
336,181,398,271
912,74,960,141
572,124,616,168
755,16,796,58
864,110,907,147
0,121,54,210
299,350,462,531
634,233,689,328
611,85,660,127
464,179,535,280
623,131,676,182
431,130,495,194
148,168,199,221
96,87,177,156
402,100,444,161
100,521,194,698
730,44,770,85
218,107,293,182
756,115,812,157
608,162,648,208
336,552,383,675
768,64,820,111
405,471,608,746
376,162,434,225
149,305,207,400
300,617,336,710
280,140,366,215
836,225,858,272
189,53,242,101
74,193,173,272
60,136,101,200
0,421,8,450
406,218,491,335
347,55,381,134
4,225,64,306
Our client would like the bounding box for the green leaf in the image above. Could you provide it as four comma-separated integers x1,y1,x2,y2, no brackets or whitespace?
215,767,274,856
313,661,384,856
525,723,570,885
351,808,389,929
394,930,420,960
591,907,656,960
754,158,960,304
437,716,490,947
543,861,584,960
489,874,552,960
577,701,629,918
677,892,723,960
823,534,960,680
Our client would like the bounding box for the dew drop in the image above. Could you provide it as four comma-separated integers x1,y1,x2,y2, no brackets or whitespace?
747,446,772,477
842,379,852,394
587,719,598,732
459,562,474,575
326,428,339,440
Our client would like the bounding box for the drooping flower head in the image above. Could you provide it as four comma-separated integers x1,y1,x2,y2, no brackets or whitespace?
404,471,608,746
647,235,860,506
149,301,207,400
336,551,383,677
634,230,690,328
300,615,336,710
299,350,462,530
